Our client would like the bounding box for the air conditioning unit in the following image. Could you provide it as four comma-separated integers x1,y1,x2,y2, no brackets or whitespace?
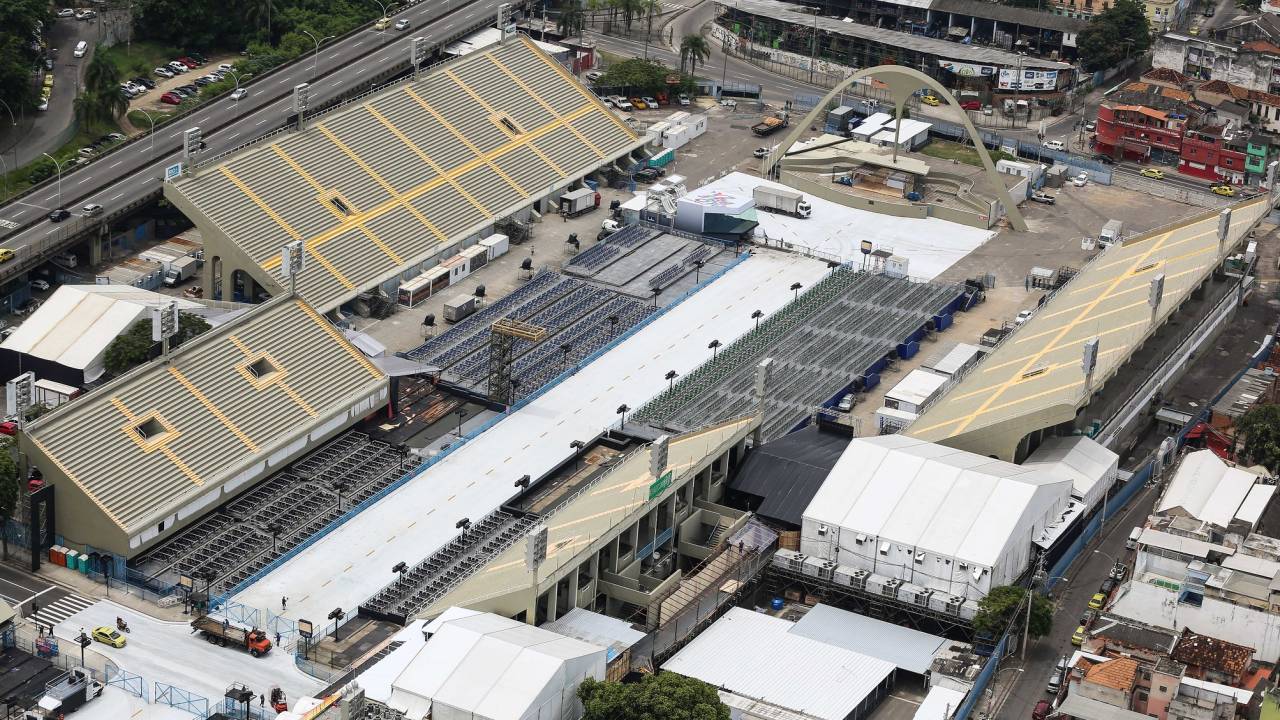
818,561,836,581
789,553,808,572
882,578,902,598
802,556,826,578
772,548,798,570
850,569,869,591
946,595,966,614
834,567,856,587
912,588,933,606
865,575,884,595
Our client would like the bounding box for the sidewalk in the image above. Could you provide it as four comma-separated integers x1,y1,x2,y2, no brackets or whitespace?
5,558,189,622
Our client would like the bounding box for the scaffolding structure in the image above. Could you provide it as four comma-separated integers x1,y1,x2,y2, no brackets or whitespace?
488,318,548,405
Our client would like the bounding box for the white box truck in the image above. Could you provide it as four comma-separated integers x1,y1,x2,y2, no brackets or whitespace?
753,186,812,218
163,255,198,287
1099,219,1125,247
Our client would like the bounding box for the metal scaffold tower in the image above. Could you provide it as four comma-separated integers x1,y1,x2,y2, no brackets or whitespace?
488,317,547,405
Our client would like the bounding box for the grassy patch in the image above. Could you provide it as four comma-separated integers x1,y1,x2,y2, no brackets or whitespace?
127,108,178,131
0,122,123,204
919,139,1017,167
98,41,182,82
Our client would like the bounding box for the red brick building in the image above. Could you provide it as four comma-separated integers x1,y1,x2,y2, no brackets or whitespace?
1179,128,1249,183
1096,104,1187,161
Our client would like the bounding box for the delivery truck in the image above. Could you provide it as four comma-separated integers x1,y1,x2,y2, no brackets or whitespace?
751,111,789,136
23,668,103,718
1099,219,1125,247
191,615,273,657
753,186,812,218
559,188,598,219
163,255,199,287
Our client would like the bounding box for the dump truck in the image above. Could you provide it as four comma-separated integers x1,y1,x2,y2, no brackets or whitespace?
753,186,812,218
163,255,198,287
751,111,789,136
191,615,273,657
23,668,103,718
559,188,598,218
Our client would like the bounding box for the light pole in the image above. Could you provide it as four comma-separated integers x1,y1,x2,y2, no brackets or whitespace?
392,561,407,585
708,339,721,360
41,152,64,209
226,69,243,102
751,309,763,330
616,404,629,430
790,282,802,301
136,108,157,158
300,30,333,78
373,0,390,29
665,369,677,390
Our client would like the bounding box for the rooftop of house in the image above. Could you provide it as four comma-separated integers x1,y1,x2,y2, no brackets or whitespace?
1170,628,1255,677
1085,657,1141,691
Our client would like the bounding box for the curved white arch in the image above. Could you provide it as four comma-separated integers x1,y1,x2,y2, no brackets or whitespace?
760,65,1028,231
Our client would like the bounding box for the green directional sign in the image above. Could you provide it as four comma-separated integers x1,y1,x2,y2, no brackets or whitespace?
649,471,673,500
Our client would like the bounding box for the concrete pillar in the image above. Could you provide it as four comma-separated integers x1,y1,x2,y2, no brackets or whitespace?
544,580,558,623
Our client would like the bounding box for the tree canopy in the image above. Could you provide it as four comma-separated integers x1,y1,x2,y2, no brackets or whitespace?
679,34,710,75
132,0,384,53
578,674,730,720
0,440,17,558
1237,404,1280,472
103,313,212,376
973,585,1053,639
0,0,51,109
1076,0,1151,72
599,57,671,92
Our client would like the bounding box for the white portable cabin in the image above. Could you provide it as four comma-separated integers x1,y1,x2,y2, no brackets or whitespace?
646,121,671,146
662,125,690,150
921,343,984,378
461,244,489,273
34,378,80,408
883,369,947,414
683,114,708,139
480,233,510,261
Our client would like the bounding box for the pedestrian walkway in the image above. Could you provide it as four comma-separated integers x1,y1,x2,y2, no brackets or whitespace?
31,590,94,631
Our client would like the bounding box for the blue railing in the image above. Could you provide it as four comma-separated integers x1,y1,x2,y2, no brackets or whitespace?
219,251,753,605
105,664,148,701
154,681,209,718
955,635,1008,720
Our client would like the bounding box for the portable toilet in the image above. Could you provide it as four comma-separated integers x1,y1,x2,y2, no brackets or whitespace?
63,549,77,570
50,545,64,566
77,554,89,574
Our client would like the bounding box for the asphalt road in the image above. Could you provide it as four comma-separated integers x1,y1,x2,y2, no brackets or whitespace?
995,483,1158,720
0,0,510,252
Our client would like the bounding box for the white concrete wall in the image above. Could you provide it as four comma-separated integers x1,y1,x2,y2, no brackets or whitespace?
1110,579,1280,662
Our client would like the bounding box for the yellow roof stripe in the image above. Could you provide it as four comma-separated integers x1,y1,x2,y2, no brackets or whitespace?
485,53,605,158
517,34,639,140
29,435,127,529
443,68,566,175
403,87,531,199
260,102,600,272
294,299,384,380
167,366,260,453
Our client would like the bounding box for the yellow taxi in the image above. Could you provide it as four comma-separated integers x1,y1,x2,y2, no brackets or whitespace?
1211,184,1236,196
0,249,14,263
92,626,126,648
921,95,941,106
1071,626,1086,646
1088,592,1107,609
1139,168,1164,179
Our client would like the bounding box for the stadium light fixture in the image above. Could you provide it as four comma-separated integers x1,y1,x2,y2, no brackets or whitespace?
665,370,678,390
751,309,763,330
708,339,722,360
790,282,802,301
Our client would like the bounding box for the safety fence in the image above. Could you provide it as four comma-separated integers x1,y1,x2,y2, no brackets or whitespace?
106,662,148,701
155,681,210,718
927,120,1114,185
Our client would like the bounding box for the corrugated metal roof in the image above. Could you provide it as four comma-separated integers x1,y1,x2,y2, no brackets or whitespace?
25,297,385,534
1058,691,1152,720
541,608,645,659
168,36,643,313
1137,528,1233,559
789,604,946,674
662,607,897,720
914,686,965,720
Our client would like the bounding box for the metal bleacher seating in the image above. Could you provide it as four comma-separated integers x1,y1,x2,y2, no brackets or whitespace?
133,432,410,594
633,269,963,442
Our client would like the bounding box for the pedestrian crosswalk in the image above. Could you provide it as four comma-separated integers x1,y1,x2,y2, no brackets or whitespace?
31,591,95,631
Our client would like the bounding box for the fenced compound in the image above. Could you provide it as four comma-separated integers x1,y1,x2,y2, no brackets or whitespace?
133,432,410,596
634,269,964,441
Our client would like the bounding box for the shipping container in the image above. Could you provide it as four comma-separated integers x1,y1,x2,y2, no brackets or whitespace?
480,233,510,260
462,244,489,273
443,295,477,323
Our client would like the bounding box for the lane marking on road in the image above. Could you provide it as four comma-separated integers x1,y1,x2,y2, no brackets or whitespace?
109,161,122,168
229,133,240,139
109,193,122,201
257,119,268,125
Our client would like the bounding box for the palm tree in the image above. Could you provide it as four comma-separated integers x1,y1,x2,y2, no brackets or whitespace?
84,50,119,98
680,34,710,75
642,0,659,41
617,0,643,31
557,2,585,40
244,0,279,43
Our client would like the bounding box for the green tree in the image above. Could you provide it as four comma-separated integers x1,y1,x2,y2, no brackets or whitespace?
1237,404,1280,472
244,0,280,43
679,34,710,75
103,314,212,376
0,440,17,560
558,3,586,40
1075,0,1150,72
599,57,670,92
1238,0,1261,11
974,585,1053,639
0,0,52,108
84,49,120,98
578,674,730,720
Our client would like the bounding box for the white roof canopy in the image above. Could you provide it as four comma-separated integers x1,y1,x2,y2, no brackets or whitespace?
1157,450,1259,528
805,435,1072,567
1022,435,1118,510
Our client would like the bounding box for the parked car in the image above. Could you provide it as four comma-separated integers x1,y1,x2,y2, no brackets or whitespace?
1084,120,1096,131
193,76,213,86
1109,562,1128,581
1033,700,1051,720
613,97,633,111
77,147,96,157
1100,578,1117,594
187,51,208,62
678,93,691,106
395,18,410,30
1046,669,1062,694
106,132,124,141
1211,184,1236,196
837,393,855,412
161,92,183,105
178,56,201,67
960,100,980,111
155,66,175,78
920,94,940,106
1015,309,1034,325
1091,153,1115,165
1030,191,1056,204
753,146,771,158
1088,592,1107,610
1071,625,1086,646
633,167,662,183
218,62,234,71
133,77,155,89
1072,172,1089,187
57,8,75,17
168,61,190,73
1042,139,1066,151
230,88,247,100
13,299,40,316
30,279,50,291
628,97,647,110
642,96,658,107
1140,167,1164,179
47,208,71,223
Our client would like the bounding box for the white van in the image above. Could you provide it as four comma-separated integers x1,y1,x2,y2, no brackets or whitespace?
1042,139,1066,152
73,41,88,58
1126,526,1142,550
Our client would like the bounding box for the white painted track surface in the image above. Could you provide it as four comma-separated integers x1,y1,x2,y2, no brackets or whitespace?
235,250,831,623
